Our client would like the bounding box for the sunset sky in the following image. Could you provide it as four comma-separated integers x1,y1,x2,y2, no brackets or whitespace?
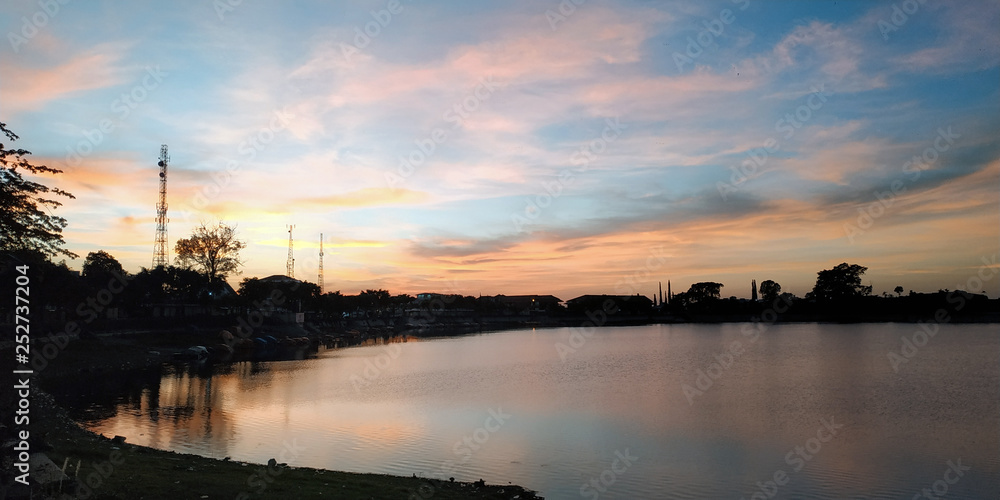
3,0,998,299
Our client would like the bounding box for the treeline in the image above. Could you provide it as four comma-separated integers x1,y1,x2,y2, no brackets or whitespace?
2,250,994,331
0,249,559,328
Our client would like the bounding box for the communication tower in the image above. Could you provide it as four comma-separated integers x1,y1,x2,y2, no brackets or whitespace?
286,224,295,278
152,145,169,268
318,233,324,294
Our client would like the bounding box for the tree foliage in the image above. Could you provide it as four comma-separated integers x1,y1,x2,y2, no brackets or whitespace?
358,289,392,311
120,265,212,310
238,276,319,311
83,250,126,278
174,221,246,281
807,263,872,301
685,282,723,303
0,122,77,259
759,280,781,303
81,250,128,299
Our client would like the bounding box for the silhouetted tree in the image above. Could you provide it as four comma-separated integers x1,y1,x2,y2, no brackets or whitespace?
392,293,415,305
1,250,87,322
238,277,319,312
238,277,272,306
894,285,904,297
175,221,246,281
391,294,415,314
0,122,77,259
119,265,210,314
287,281,320,311
685,282,723,304
670,291,690,307
759,280,781,303
357,289,392,315
319,290,347,318
806,263,872,301
76,250,129,312
82,250,127,285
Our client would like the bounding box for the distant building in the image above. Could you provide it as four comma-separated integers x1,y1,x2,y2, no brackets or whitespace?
414,292,466,305
261,274,302,285
495,294,562,313
566,294,653,315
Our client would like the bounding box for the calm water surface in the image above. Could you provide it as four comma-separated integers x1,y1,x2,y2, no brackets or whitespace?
70,324,999,498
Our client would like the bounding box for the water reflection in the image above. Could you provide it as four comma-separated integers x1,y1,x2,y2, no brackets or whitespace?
56,324,1000,498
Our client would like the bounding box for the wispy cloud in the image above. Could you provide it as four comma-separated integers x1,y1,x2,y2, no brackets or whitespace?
5,0,998,297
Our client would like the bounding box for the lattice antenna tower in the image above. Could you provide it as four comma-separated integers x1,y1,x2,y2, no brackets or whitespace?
152,144,169,268
318,233,324,294
286,224,295,278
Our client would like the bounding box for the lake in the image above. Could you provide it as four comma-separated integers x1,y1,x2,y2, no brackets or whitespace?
68,323,999,498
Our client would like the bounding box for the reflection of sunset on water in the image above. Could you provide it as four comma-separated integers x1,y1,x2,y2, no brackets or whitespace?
77,325,999,498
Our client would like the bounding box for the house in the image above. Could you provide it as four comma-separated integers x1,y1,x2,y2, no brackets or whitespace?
565,294,653,315
495,294,562,314
260,274,302,285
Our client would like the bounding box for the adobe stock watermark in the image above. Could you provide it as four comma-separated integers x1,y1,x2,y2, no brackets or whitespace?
385,75,502,188
673,0,750,73
887,254,997,372
555,297,619,362
452,407,511,464
613,244,666,296
512,116,626,232
878,0,929,41
580,448,638,499
340,0,413,61
182,107,293,218
911,459,971,500
212,0,245,21
30,270,133,372
7,0,72,53
741,417,843,500
408,279,464,327
682,293,793,404
406,407,511,500
717,84,833,200
349,342,402,393
545,0,586,31
844,126,959,242
555,244,664,361
235,439,307,500
64,66,168,167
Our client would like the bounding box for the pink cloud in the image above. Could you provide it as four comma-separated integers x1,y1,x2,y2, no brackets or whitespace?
2,44,129,114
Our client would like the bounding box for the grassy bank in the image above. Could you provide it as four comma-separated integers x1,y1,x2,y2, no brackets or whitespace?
1,331,543,500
